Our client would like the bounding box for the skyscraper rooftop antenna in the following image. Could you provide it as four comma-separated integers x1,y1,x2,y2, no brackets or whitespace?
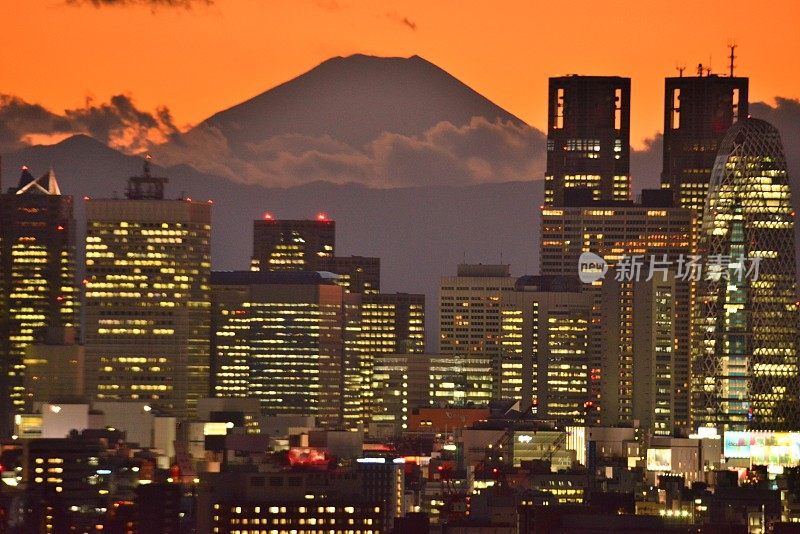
728,41,737,77
676,63,686,77
126,154,167,200
143,153,152,178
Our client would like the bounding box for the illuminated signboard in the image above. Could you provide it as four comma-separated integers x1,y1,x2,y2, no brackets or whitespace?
646,448,671,472
724,431,800,466
203,422,229,436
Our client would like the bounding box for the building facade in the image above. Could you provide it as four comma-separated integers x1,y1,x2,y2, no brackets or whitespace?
540,200,694,429
357,292,425,425
84,165,211,418
661,71,749,214
545,75,631,206
500,276,591,424
197,467,401,534
0,167,77,428
251,213,335,271
602,274,679,436
317,255,381,294
211,270,344,426
692,118,798,431
439,264,516,406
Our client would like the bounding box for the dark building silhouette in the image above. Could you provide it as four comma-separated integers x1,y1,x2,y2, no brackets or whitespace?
0,167,77,433
545,75,631,206
661,69,748,213
251,213,335,271
22,435,108,532
135,482,182,533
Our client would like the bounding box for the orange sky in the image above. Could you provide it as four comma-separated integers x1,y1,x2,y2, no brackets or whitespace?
3,0,799,147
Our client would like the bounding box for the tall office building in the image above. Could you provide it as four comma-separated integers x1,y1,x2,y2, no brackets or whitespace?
370,353,433,433
540,196,694,428
252,215,380,294
499,276,591,424
661,69,749,213
692,118,798,431
341,292,365,427
84,163,211,418
358,293,425,425
545,75,631,206
633,274,677,436
251,213,335,271
0,167,77,428
439,264,516,405
370,352,484,432
210,270,344,426
603,274,677,436
341,292,425,428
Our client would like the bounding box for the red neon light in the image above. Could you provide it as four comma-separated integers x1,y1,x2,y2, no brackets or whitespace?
287,447,331,467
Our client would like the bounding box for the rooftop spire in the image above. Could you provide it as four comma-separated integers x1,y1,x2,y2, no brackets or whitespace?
15,166,61,196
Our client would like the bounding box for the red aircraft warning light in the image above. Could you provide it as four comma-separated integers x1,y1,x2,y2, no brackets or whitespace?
316,212,328,221
263,212,274,221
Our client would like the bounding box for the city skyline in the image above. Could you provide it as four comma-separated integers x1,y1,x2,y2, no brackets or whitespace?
2,4,800,530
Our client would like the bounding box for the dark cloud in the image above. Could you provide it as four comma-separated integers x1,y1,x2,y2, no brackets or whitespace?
386,11,417,31
401,17,417,31
153,117,545,187
0,96,71,152
0,94,179,154
66,0,211,7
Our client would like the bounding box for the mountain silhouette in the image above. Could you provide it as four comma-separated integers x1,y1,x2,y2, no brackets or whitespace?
154,54,541,187
198,54,525,150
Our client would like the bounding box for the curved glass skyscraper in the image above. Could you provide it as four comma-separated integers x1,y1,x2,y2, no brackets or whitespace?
693,117,798,431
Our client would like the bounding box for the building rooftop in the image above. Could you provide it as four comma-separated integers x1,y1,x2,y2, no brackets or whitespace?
210,270,339,286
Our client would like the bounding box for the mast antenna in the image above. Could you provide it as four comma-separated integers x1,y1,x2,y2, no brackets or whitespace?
728,41,737,77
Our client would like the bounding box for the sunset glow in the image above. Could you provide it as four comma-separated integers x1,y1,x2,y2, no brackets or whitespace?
2,0,798,146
